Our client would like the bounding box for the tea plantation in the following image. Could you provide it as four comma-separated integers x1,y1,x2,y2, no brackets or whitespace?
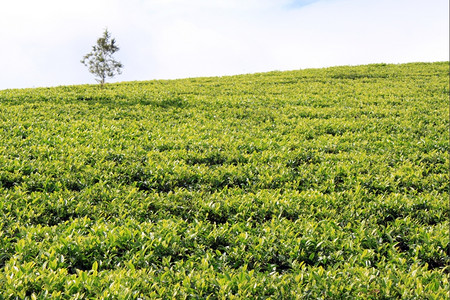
0,62,448,298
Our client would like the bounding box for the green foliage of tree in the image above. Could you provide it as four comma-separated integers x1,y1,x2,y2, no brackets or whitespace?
81,29,123,87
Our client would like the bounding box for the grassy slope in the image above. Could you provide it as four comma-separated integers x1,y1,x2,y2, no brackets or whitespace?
0,62,449,298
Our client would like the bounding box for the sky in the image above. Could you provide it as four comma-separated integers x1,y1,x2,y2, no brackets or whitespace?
1,0,448,90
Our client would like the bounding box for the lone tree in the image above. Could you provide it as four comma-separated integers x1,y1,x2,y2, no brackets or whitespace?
81,29,123,87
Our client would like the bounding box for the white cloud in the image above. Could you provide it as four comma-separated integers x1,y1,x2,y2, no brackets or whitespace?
0,0,448,89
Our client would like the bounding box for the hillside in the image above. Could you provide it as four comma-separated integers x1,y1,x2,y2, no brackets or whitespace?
0,62,448,298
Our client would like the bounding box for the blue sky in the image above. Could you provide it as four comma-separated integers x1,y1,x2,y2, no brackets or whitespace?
287,0,323,9
1,0,448,90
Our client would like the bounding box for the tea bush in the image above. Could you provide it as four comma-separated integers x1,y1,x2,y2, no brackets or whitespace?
0,62,448,298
